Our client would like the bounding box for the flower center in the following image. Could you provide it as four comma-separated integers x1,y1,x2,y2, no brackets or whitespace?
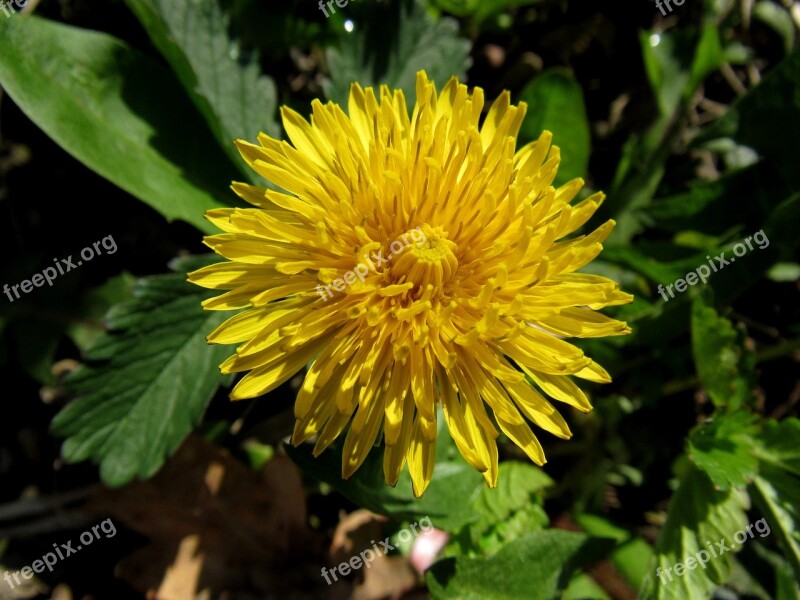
392,224,459,291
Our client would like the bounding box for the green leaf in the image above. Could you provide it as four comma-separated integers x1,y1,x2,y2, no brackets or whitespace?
668,192,800,305
0,264,135,385
688,24,724,94
285,415,483,532
66,272,137,352
517,68,591,186
642,22,722,113
694,48,800,187
0,16,239,233
753,1,795,56
577,514,654,590
639,29,693,117
229,3,325,58
604,25,722,244
125,0,279,179
51,256,232,487
754,418,800,477
243,441,275,471
640,466,750,600
472,0,544,22
430,0,545,25
323,0,471,107
562,573,612,600
600,245,705,287
751,418,800,581
642,164,785,234
767,263,800,282
470,461,552,525
776,562,800,600
688,411,759,490
601,26,693,244
451,462,552,556
723,41,753,65
604,193,799,305
427,529,615,600
691,294,755,408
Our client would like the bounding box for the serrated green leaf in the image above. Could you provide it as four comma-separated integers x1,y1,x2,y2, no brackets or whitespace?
473,503,548,554
517,68,590,187
66,272,137,352
751,418,800,581
640,466,750,600
0,16,239,233
688,411,759,490
470,461,552,523
754,418,800,477
427,529,615,600
323,0,471,107
752,474,800,584
51,256,232,487
125,0,279,180
691,294,755,408
453,462,551,557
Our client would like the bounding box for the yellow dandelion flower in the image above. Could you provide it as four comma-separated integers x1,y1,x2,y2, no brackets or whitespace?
189,71,633,497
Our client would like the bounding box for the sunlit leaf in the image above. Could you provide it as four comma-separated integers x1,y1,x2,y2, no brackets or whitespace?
125,0,279,180
0,16,239,233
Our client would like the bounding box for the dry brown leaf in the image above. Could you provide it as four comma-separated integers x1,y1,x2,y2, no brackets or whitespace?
154,534,208,600
0,564,48,600
47,585,72,600
86,435,330,599
327,510,420,600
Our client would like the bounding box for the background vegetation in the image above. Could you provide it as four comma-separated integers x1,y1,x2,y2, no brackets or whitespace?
0,0,798,598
